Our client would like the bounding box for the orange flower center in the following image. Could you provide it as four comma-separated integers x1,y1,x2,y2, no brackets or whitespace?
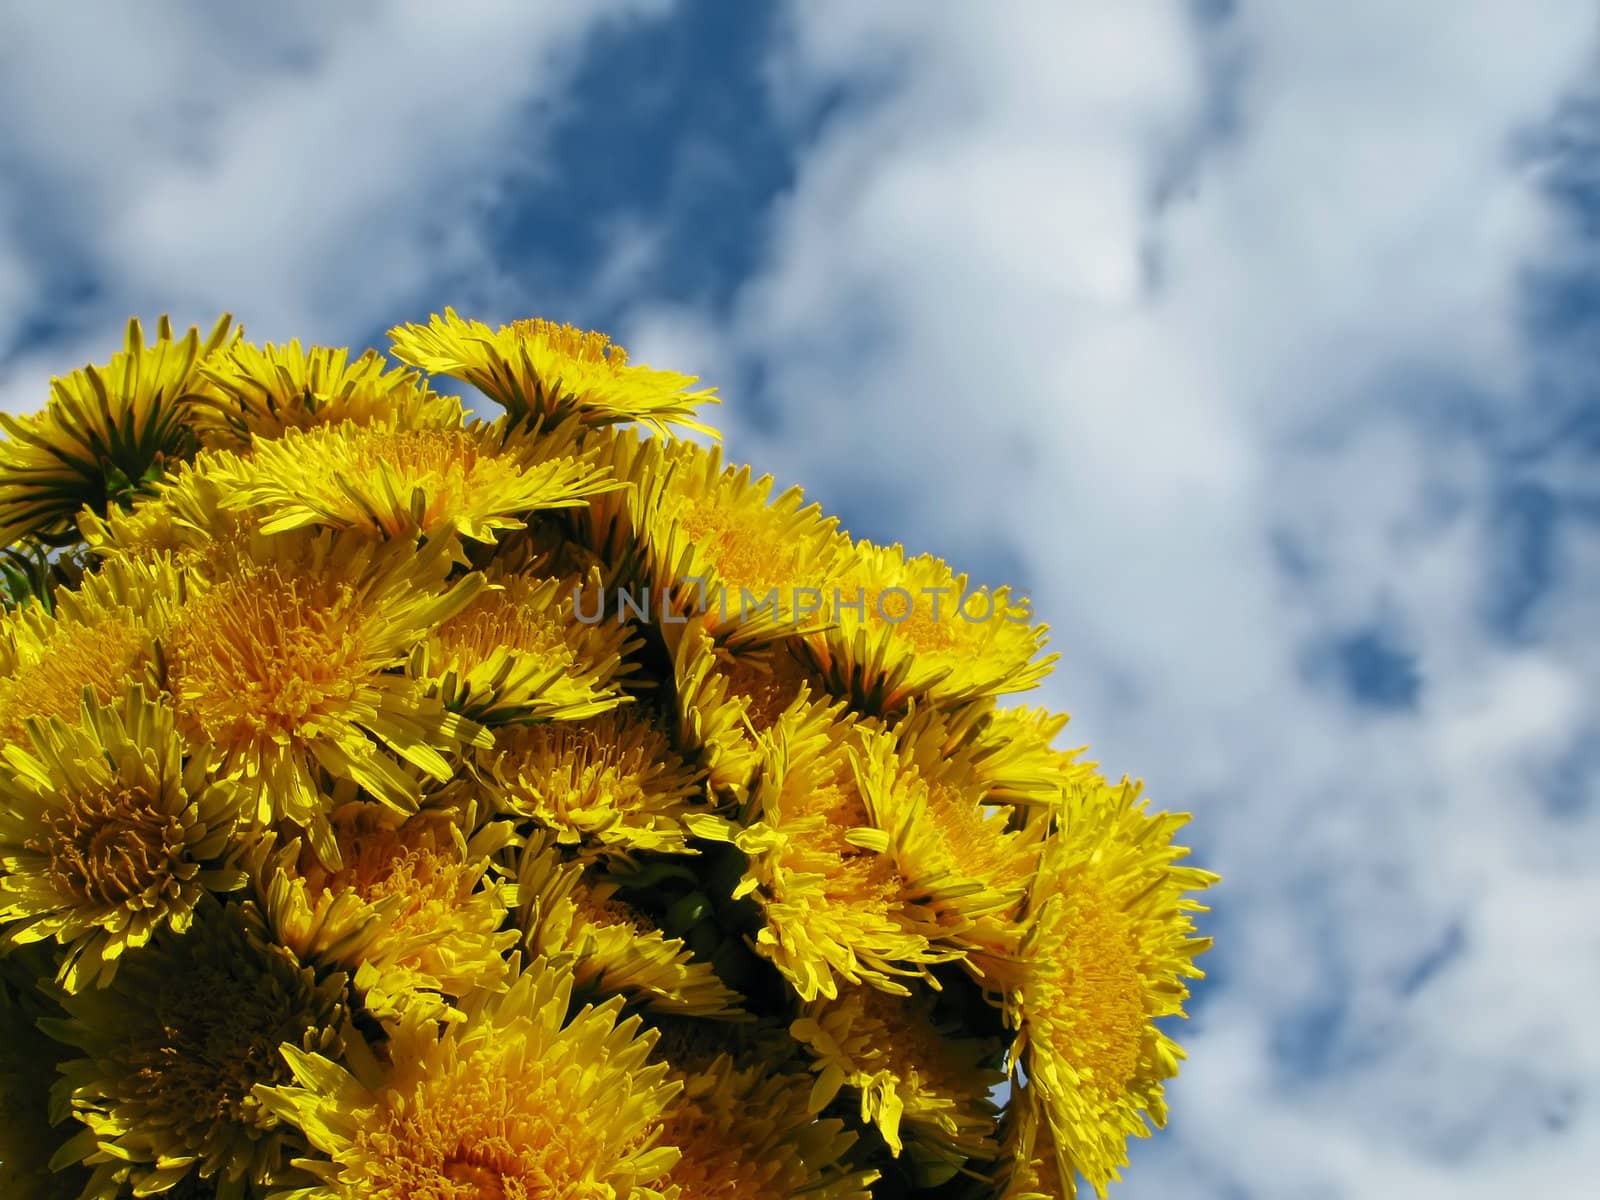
441,1156,506,1199
33,785,181,907
668,493,808,604
434,579,571,669
353,1032,640,1199
167,566,368,745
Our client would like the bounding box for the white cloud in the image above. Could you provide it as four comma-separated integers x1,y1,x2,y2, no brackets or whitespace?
639,1,1600,1195
0,0,670,408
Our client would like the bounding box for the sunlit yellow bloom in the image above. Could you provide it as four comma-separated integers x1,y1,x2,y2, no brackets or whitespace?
1006,779,1216,1197
0,306,1215,1200
0,554,178,746
636,437,850,648
389,307,719,436
802,539,1055,714
260,803,516,1024
258,957,682,1199
45,898,353,1199
412,567,635,725
217,415,620,544
516,835,743,1019
0,689,247,992
0,315,236,546
854,711,1046,944
965,703,1098,810
483,705,717,859
793,986,1003,1170
866,704,1100,982
655,1050,876,1199
196,338,464,447
731,702,956,1001
163,530,489,862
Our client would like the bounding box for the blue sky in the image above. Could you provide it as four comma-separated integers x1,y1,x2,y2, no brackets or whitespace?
2,2,1598,1196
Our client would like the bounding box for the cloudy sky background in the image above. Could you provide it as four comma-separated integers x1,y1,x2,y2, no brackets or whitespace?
2,3,1596,1196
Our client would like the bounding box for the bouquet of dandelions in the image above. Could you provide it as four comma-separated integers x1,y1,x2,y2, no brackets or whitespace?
0,311,1214,1200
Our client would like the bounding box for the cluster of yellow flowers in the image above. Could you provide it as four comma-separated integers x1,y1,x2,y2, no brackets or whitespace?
0,311,1215,1199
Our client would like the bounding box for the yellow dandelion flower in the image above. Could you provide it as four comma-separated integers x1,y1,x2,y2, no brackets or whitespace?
0,306,1218,1200
0,689,247,992
217,415,621,544
412,567,636,725
389,307,719,436
792,987,1004,1167
732,702,957,1001
45,898,353,1199
965,703,1099,810
0,555,178,746
515,834,744,1019
802,540,1055,714
483,705,716,859
163,530,490,860
1006,779,1216,1197
637,437,850,648
854,711,1046,939
196,338,464,447
853,704,1098,983
257,957,682,1199
260,802,516,1024
654,1051,876,1199
0,315,236,546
